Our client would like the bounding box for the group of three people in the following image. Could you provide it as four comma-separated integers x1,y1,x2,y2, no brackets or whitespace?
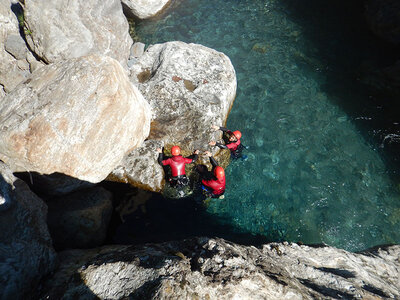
156,125,242,198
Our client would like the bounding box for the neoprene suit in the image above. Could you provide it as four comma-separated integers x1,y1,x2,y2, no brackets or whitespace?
215,127,241,151
158,151,198,177
201,156,226,197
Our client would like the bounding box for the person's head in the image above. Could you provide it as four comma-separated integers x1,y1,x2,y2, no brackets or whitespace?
214,166,225,179
171,145,181,156
229,130,241,142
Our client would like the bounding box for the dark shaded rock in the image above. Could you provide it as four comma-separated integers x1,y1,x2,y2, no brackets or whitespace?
47,186,113,250
365,0,400,45
0,161,57,299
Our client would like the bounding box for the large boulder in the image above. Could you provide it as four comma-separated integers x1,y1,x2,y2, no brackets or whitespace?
111,41,236,191
22,0,132,66
40,237,400,299
0,0,36,94
0,54,151,185
121,0,171,19
0,162,57,299
47,187,113,250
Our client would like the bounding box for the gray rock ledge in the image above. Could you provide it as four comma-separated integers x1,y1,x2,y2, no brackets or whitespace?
41,237,400,299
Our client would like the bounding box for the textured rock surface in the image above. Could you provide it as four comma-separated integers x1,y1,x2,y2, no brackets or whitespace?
111,42,236,191
122,0,171,19
365,0,400,45
0,54,151,184
0,162,57,299
0,0,31,93
41,237,400,299
47,187,113,250
110,140,165,192
23,0,132,66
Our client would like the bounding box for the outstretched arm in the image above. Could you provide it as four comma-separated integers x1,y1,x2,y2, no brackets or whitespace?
211,124,229,132
204,151,219,167
187,150,200,162
209,156,218,168
156,148,164,165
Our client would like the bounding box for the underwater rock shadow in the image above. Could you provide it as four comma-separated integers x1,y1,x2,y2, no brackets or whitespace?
101,180,271,247
280,0,400,176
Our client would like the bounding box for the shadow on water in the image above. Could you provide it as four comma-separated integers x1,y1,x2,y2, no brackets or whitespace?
100,181,271,247
279,0,400,176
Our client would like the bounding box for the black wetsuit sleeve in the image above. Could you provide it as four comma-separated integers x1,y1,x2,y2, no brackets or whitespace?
219,127,228,132
157,152,164,165
210,156,218,168
187,153,199,162
215,142,228,149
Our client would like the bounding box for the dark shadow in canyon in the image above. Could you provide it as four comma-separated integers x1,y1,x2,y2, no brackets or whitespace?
100,181,272,247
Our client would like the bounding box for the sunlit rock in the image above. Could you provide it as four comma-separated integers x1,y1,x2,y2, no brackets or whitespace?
111,41,236,191
40,237,400,299
0,54,151,184
0,162,57,299
47,186,113,250
22,0,132,66
0,1,33,93
122,0,171,19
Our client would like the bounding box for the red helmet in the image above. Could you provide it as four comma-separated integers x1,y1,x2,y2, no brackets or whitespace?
214,166,225,179
233,130,241,140
171,146,181,156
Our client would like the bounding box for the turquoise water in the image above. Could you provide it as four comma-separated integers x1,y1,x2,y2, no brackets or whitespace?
132,0,400,251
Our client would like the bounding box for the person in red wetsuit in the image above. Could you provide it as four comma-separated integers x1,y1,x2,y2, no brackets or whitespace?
196,151,226,198
209,125,243,159
157,146,199,187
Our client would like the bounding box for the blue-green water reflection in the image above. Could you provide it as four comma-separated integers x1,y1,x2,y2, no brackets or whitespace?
134,0,400,251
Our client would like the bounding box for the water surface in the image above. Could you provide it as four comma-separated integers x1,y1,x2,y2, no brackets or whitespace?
127,0,400,251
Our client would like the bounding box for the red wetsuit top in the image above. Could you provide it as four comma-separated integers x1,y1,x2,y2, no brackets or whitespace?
226,139,241,151
160,155,195,177
202,176,226,196
216,128,241,151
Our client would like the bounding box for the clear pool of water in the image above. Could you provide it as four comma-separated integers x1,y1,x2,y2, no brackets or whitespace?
129,0,400,251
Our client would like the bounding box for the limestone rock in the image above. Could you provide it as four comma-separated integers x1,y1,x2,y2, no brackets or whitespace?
0,0,30,92
22,0,132,66
40,237,400,299
0,162,57,299
122,0,171,19
112,41,236,191
110,140,165,192
47,187,113,250
0,54,151,184
365,0,400,45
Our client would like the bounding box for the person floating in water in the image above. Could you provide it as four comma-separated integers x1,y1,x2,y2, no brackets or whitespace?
209,124,245,159
196,151,226,198
157,146,199,188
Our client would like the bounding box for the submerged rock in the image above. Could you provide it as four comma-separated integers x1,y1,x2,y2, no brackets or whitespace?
22,0,132,66
0,162,57,299
40,237,400,299
0,54,151,185
47,187,113,250
111,41,236,191
122,0,171,19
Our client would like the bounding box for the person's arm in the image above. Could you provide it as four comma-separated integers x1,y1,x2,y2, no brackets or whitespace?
211,125,230,133
157,152,164,165
186,150,200,162
215,142,228,149
209,156,218,168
